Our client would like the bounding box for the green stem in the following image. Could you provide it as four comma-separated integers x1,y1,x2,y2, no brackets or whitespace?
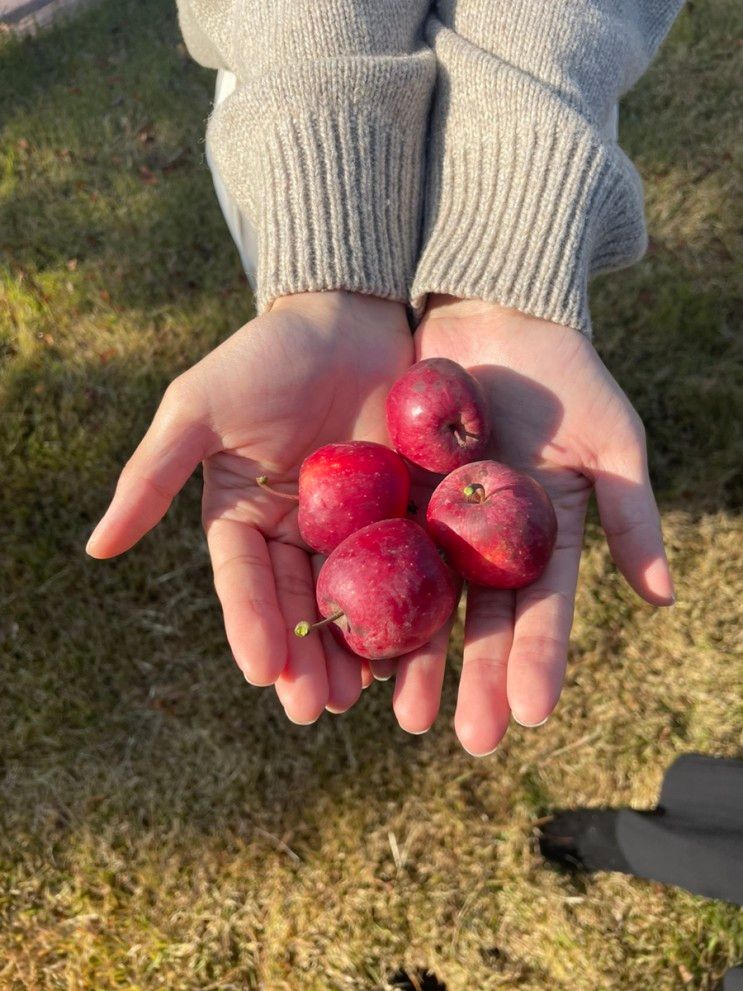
256,475,300,502
294,611,345,638
463,482,487,504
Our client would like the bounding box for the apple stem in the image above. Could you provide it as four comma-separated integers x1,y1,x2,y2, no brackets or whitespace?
256,475,300,502
463,482,488,503
294,611,345,638
452,423,480,447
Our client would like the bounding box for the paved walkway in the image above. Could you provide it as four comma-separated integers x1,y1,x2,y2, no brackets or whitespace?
1,0,95,33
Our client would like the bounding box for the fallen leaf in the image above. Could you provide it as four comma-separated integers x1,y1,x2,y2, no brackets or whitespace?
162,148,190,173
138,164,159,185
136,123,155,144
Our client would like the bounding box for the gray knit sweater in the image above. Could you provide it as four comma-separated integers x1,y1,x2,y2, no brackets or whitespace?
177,0,683,333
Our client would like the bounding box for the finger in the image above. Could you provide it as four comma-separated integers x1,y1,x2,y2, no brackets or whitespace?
323,632,363,713
360,660,374,689
369,658,397,682
456,587,514,756
87,378,216,558
392,616,453,735
506,502,587,727
595,448,674,606
270,541,329,724
205,518,286,686
309,557,362,714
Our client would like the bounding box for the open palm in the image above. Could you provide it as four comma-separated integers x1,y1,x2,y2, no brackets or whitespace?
87,292,414,723
386,297,674,754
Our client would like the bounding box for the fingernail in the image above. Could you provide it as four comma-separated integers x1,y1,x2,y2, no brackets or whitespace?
461,744,499,757
512,714,549,728
85,527,100,555
373,674,393,682
654,592,675,608
285,715,318,726
86,512,110,555
646,557,675,604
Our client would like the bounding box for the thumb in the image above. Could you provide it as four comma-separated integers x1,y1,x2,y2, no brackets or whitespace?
594,424,674,606
86,374,218,558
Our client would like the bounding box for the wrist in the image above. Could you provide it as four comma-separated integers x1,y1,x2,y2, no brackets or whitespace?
421,295,587,362
426,295,565,333
271,290,411,334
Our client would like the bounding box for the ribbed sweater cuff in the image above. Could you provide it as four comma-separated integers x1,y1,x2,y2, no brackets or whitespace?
412,24,648,335
207,53,434,312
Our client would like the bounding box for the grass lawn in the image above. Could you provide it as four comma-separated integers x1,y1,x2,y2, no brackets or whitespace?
1,0,741,988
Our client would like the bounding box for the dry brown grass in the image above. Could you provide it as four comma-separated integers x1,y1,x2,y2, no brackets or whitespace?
1,0,741,988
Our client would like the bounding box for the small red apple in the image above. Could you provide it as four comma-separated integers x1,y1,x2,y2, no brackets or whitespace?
295,518,461,660
385,357,490,473
258,441,411,554
426,461,557,588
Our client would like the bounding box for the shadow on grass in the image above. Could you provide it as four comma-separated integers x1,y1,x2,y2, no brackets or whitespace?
1,356,468,862
0,0,246,314
388,968,448,991
1,0,741,836
0,4,741,984
0,336,735,853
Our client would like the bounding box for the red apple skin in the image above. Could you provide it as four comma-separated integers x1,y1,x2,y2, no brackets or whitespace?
385,357,491,473
315,519,462,660
297,442,411,555
426,461,557,589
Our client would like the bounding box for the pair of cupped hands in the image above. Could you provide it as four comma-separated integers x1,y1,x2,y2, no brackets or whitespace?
87,292,674,756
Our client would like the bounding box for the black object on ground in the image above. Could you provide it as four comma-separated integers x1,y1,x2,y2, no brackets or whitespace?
539,754,743,991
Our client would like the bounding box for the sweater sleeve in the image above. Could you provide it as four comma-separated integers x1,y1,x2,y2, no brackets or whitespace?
176,0,435,313
411,0,684,334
